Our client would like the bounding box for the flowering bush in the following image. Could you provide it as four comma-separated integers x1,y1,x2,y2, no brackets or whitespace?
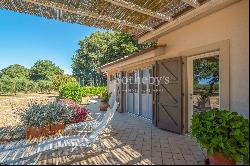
17,99,90,129
58,99,80,108
74,107,88,123
58,99,89,123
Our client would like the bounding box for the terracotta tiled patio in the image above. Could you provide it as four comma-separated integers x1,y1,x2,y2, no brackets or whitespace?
37,111,207,165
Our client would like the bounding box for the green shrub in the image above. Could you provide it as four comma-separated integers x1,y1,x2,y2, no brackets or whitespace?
26,80,38,93
59,82,82,103
0,76,39,94
191,109,249,164
18,102,74,127
37,80,53,93
13,78,39,93
81,86,106,97
100,89,112,102
13,78,29,93
52,74,77,91
0,81,3,93
0,76,15,94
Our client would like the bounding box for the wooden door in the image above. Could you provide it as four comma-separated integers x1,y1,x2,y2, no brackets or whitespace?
156,57,183,134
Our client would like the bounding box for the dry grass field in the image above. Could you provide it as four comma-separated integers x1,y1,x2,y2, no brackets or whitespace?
0,93,58,142
0,93,58,128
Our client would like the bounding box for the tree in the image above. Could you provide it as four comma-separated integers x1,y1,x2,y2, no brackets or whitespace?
72,31,155,85
0,64,29,79
0,75,15,94
193,56,219,93
37,80,53,93
30,60,63,81
52,74,77,90
193,56,219,109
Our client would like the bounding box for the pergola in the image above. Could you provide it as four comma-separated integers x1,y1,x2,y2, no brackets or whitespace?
0,0,207,38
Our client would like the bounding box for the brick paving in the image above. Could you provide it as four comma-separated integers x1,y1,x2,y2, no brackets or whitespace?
38,112,207,165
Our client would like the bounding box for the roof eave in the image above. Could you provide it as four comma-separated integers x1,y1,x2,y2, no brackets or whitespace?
138,0,241,43
97,45,166,73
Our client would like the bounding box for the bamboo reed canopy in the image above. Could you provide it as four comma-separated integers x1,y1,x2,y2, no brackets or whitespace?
0,0,208,38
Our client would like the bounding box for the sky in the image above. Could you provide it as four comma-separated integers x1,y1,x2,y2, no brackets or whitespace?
0,9,105,74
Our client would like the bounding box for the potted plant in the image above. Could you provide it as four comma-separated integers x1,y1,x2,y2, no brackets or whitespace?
191,109,249,165
48,102,73,135
18,102,74,139
99,90,112,111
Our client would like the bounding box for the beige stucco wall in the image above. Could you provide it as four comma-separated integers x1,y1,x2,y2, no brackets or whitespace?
157,0,249,117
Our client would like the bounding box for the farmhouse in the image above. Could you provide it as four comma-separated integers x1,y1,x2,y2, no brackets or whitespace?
97,0,249,134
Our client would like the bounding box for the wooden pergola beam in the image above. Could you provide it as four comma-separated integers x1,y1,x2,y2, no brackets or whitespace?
23,0,154,31
104,0,173,22
181,0,200,8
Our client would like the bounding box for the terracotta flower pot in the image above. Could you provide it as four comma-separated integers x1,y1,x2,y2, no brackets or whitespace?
26,127,41,140
26,125,50,140
26,123,65,140
99,101,109,111
50,123,65,135
41,125,51,137
209,153,236,165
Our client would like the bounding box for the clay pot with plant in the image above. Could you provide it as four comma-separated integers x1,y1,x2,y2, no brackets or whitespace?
99,90,112,111
191,109,249,165
18,102,74,140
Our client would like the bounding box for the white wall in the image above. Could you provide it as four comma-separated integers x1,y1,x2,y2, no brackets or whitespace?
108,79,117,106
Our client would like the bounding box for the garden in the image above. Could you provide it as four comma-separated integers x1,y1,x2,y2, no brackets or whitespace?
0,80,109,142
0,31,145,144
0,60,109,142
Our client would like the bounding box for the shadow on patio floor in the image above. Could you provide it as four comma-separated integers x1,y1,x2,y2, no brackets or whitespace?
37,112,207,165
